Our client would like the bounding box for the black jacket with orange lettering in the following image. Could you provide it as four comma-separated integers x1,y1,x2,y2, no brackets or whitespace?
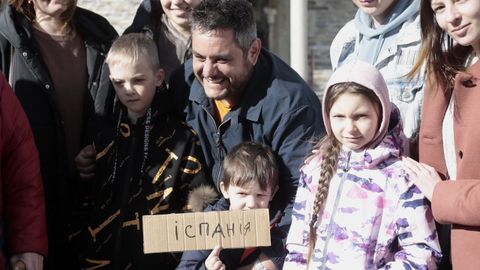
70,89,217,270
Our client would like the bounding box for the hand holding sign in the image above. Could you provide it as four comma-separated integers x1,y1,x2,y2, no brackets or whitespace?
205,245,225,270
143,209,271,253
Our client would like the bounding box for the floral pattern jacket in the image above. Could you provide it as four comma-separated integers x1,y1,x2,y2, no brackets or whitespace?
284,118,441,269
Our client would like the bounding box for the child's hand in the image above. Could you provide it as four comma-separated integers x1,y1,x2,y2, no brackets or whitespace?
75,144,97,180
205,245,225,270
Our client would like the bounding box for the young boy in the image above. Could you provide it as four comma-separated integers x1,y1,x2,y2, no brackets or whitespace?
70,33,216,270
178,142,284,270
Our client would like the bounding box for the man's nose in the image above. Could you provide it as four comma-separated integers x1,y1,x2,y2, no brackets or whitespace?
202,60,218,78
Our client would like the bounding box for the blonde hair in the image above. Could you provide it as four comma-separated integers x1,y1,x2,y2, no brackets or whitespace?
106,33,160,70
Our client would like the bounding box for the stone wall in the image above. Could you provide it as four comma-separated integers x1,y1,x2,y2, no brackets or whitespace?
77,0,142,34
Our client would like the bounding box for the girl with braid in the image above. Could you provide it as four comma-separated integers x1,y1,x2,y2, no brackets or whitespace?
284,60,441,269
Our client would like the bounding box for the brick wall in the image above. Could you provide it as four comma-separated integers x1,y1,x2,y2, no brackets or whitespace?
308,0,357,92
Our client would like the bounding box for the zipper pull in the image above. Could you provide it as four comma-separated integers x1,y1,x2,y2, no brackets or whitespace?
343,151,352,172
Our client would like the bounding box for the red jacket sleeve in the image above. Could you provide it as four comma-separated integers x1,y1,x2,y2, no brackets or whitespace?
0,73,48,256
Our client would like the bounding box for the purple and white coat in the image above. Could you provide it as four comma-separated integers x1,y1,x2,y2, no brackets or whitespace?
284,61,441,269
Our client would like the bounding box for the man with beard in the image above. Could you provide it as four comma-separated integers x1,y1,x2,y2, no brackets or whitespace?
169,0,324,266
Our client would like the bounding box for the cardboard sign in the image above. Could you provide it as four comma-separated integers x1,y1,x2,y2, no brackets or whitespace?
143,209,271,253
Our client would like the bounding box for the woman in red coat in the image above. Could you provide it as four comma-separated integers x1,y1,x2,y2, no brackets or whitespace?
0,70,47,269
404,0,480,269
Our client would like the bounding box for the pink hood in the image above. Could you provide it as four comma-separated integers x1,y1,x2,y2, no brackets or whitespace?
323,60,391,148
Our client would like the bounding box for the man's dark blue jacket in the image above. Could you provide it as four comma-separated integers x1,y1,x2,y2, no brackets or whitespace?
170,48,325,232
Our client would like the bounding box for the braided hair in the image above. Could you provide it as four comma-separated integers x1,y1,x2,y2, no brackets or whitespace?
306,136,341,268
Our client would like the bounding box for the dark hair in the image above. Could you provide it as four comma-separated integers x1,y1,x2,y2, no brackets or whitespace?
9,0,76,23
221,142,278,191
305,82,382,267
190,0,257,54
409,0,473,93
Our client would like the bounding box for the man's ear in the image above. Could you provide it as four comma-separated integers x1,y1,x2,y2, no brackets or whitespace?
220,181,230,199
155,68,165,87
247,38,261,65
270,185,279,202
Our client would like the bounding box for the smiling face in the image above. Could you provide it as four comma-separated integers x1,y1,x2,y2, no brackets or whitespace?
431,0,480,52
191,28,261,106
352,0,397,25
160,0,201,32
220,181,278,210
109,54,164,122
329,92,380,151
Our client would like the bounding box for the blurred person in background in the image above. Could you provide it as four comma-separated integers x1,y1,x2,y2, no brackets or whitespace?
0,0,117,268
330,0,423,157
0,59,47,270
124,0,200,80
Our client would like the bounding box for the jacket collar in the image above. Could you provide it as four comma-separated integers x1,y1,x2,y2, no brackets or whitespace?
455,59,480,90
188,49,272,123
0,6,31,48
114,85,173,126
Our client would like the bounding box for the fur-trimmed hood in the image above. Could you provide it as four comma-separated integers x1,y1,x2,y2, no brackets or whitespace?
187,185,218,212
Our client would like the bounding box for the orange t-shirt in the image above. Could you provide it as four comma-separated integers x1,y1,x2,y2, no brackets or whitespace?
214,99,232,125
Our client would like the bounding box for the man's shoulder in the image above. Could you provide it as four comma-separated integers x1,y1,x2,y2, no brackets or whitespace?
259,50,318,103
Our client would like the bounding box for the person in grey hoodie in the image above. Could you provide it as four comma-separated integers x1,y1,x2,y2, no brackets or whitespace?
330,0,423,156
